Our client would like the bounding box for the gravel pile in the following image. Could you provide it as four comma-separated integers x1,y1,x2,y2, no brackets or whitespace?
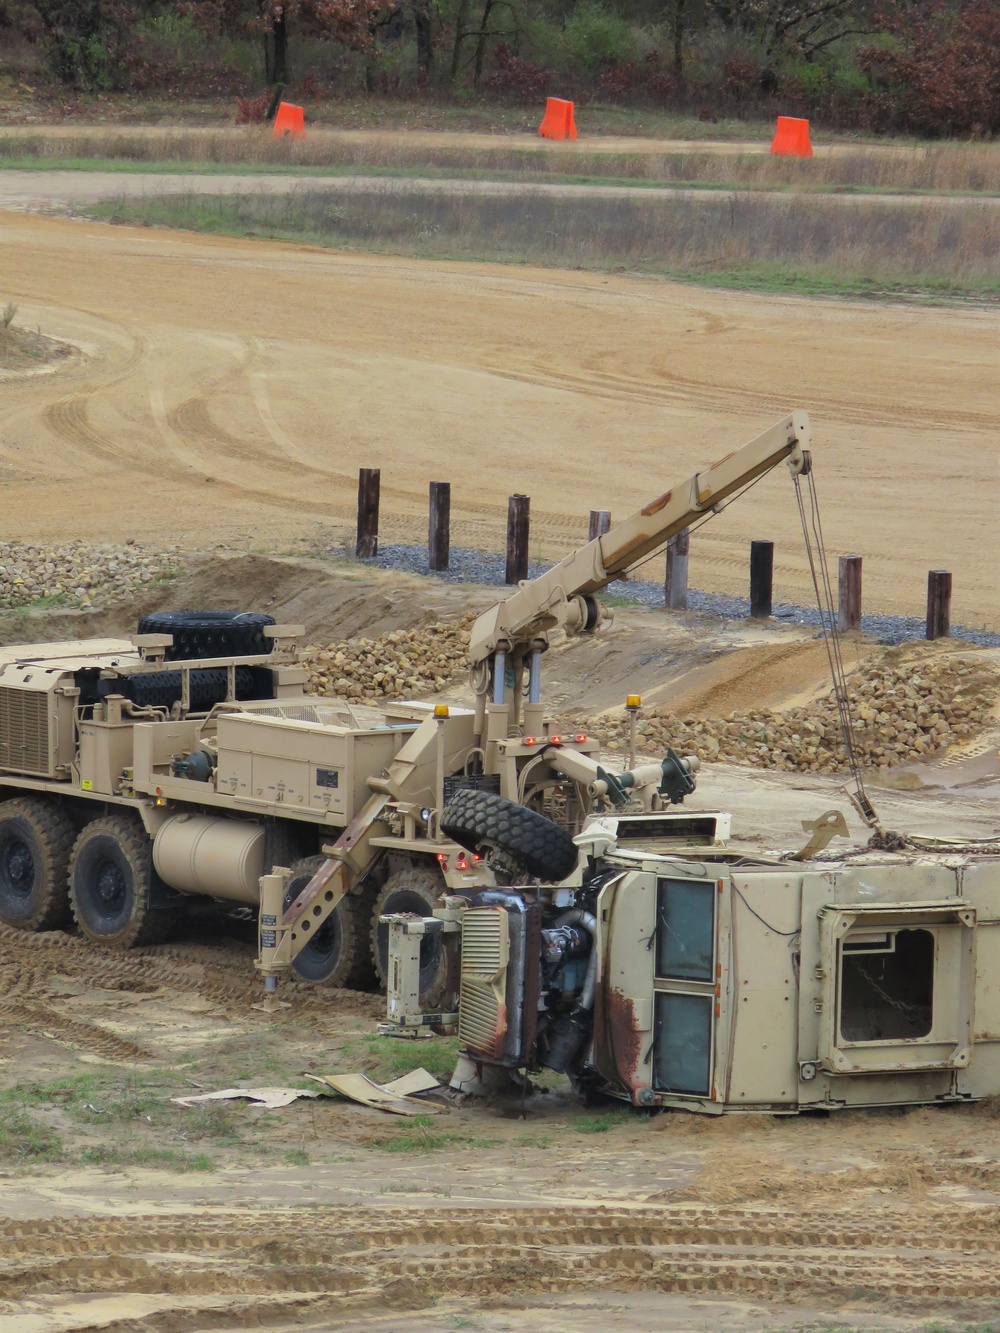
0,541,180,610
302,615,475,702
587,657,999,773
363,543,1000,649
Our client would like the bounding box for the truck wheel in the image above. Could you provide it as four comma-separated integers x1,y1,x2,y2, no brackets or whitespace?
441,789,578,881
136,611,275,661
0,797,75,931
371,867,448,1008
69,815,166,948
285,857,376,990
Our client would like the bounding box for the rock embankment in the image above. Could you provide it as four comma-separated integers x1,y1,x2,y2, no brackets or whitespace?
589,658,998,772
0,542,180,609
301,616,473,701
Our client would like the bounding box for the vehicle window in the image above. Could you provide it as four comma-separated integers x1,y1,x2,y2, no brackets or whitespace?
653,991,713,1096
655,878,714,983
839,927,934,1042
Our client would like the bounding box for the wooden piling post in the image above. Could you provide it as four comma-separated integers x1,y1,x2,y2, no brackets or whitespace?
837,555,862,632
588,509,611,542
506,494,530,585
749,540,774,619
356,467,380,559
926,570,952,640
428,481,451,572
665,529,690,611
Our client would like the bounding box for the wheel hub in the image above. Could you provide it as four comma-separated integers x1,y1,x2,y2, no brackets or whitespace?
2,838,34,897
95,858,127,910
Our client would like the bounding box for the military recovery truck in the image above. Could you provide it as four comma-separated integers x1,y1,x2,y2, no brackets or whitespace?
0,413,813,1005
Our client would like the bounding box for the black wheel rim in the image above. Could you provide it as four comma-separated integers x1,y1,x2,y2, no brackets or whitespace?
94,857,128,914
303,915,341,965
1,837,35,899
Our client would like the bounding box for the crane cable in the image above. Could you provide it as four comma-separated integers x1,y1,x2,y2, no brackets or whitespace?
791,465,885,836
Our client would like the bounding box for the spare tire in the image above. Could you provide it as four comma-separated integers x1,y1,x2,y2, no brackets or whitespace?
441,790,578,882
136,611,275,661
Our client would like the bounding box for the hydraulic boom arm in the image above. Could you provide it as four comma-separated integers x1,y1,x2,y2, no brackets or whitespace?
469,411,812,667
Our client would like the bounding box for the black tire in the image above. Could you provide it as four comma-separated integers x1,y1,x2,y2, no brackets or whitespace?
371,866,448,1008
285,856,376,990
69,815,167,948
0,797,75,931
441,789,578,882
136,611,275,661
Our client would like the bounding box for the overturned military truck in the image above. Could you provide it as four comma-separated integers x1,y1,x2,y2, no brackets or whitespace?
382,809,1000,1115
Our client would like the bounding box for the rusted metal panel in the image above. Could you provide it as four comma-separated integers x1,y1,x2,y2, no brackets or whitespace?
640,489,673,517
606,986,645,1090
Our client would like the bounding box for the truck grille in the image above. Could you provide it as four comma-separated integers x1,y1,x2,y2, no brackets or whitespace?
0,687,50,776
458,908,509,1059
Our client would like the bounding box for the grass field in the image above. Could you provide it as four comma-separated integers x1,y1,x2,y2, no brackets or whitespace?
90,184,1000,302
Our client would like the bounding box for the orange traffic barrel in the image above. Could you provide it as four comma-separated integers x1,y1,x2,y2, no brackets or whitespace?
272,101,306,140
539,97,578,141
770,115,812,157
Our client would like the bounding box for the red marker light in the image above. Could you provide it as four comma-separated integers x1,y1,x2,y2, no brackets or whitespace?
456,857,468,870
575,734,587,743
550,735,562,745
473,853,482,862
524,737,536,746
437,853,448,864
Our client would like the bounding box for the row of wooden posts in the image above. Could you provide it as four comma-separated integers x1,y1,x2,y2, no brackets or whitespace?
355,468,954,642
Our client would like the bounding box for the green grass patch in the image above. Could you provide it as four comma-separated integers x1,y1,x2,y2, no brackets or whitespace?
370,1113,500,1154
360,1033,462,1084
575,1111,634,1133
0,1107,64,1165
79,1144,216,1172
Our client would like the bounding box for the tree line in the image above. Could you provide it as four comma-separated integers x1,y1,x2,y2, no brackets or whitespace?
1,0,997,134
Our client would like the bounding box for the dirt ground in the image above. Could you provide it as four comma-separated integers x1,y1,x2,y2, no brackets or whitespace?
0,205,998,630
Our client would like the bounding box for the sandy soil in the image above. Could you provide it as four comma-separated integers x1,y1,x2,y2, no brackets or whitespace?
0,209,998,629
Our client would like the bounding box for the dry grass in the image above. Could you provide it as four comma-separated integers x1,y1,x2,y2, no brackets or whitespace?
0,321,74,371
3,128,999,195
94,184,1000,300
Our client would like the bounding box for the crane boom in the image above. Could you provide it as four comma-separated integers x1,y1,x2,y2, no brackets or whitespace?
469,410,812,667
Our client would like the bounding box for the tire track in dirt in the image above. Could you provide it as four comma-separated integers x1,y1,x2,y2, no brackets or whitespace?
0,923,382,1025
489,360,995,434
5,1203,1000,1326
42,327,150,468
0,997,152,1062
163,338,589,546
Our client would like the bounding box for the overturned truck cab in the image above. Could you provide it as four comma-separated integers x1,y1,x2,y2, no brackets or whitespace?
382,812,1000,1114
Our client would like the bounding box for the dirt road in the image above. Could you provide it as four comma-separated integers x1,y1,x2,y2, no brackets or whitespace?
4,169,995,212
2,209,997,627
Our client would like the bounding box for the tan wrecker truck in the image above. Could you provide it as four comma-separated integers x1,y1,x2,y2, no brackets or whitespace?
0,412,819,1011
